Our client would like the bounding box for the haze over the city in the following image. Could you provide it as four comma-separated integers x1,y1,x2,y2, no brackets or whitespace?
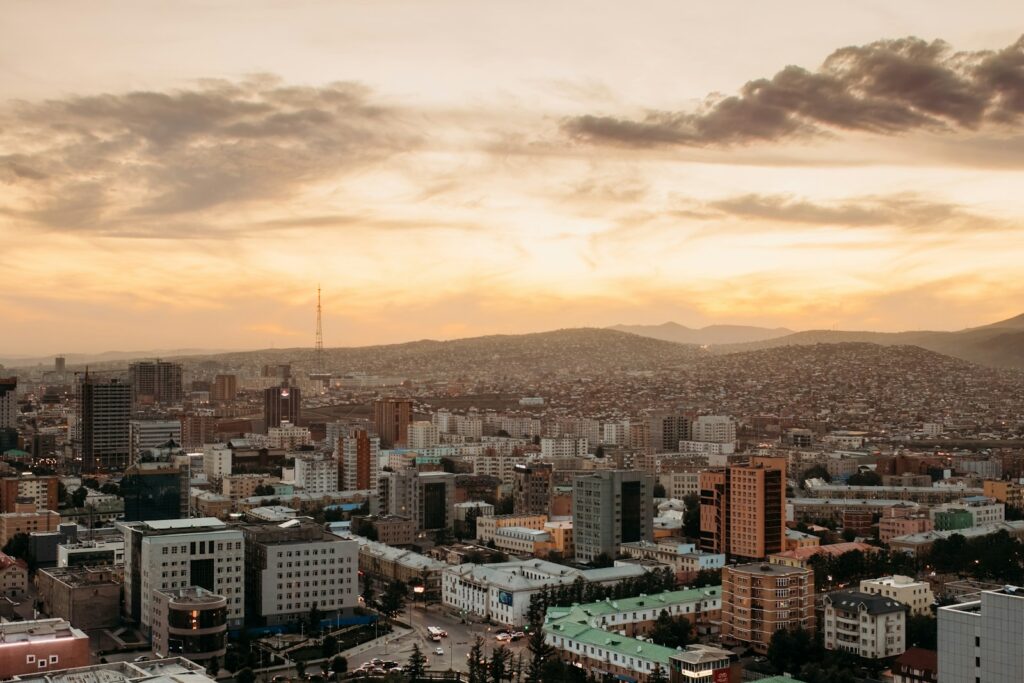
3,1,1024,354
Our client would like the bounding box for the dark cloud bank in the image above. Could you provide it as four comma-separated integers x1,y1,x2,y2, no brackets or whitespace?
565,35,1024,147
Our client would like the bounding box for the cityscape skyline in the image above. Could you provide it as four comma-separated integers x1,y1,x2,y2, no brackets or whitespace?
2,2,1024,353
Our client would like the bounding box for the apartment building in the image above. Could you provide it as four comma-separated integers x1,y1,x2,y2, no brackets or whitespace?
860,575,935,617
700,457,786,561
118,517,246,634
0,551,27,597
541,437,588,459
476,513,547,543
0,511,60,546
241,519,359,626
294,454,338,494
573,470,654,564
512,462,553,516
938,586,1024,682
357,538,447,599
222,473,281,501
378,470,455,531
720,562,814,654
337,428,379,492
0,474,59,513
823,590,907,659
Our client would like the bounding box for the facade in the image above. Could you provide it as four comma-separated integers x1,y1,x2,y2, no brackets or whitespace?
241,519,359,626
120,461,189,521
130,420,183,454
263,383,301,431
0,511,60,546
512,462,553,516
35,566,124,630
860,575,935,617
203,443,232,481
618,540,725,582
659,471,701,501
151,586,227,663
930,497,1005,529
720,562,814,654
294,454,338,494
353,514,416,546
118,517,246,634
337,428,379,492
573,470,654,564
647,411,693,454
0,475,59,514
443,558,653,628
493,527,551,555
691,416,736,444
373,398,412,449
823,590,907,659
57,539,125,567
267,422,312,449
408,421,440,449
938,586,1024,682
541,437,588,459
0,378,15,430
892,648,938,683
0,551,27,597
879,506,933,544
543,591,731,683
129,360,183,405
78,376,132,472
212,374,238,402
0,619,90,677
222,473,281,501
357,538,447,599
700,457,786,561
982,480,1023,510
476,514,547,542
378,470,455,531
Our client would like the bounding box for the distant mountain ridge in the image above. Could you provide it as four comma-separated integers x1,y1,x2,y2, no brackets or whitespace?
709,313,1024,369
609,322,794,345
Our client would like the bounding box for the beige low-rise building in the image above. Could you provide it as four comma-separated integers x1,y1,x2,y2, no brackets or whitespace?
0,551,27,597
476,513,547,543
0,510,60,546
221,474,281,501
859,575,935,617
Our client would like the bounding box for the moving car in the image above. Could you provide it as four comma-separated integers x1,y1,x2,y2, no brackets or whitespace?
434,646,444,656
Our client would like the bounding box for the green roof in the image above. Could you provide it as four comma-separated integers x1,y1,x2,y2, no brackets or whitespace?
543,587,723,667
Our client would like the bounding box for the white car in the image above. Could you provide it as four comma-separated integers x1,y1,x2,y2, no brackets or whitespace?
434,647,444,656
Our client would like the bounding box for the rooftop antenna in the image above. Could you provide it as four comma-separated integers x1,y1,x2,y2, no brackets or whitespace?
315,284,324,373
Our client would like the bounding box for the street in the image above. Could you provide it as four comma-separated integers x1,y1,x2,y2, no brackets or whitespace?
345,604,530,674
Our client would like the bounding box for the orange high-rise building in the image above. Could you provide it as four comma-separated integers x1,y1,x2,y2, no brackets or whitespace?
700,456,786,561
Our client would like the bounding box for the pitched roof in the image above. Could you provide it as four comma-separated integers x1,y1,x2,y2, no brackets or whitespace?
825,589,907,615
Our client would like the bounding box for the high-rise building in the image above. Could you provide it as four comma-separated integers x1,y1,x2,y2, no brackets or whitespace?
240,519,359,626
938,585,1024,682
540,437,588,458
263,383,301,431
0,378,16,430
337,428,379,491
373,398,412,449
408,421,439,449
211,374,238,402
118,517,245,635
691,416,737,444
700,456,786,561
78,376,132,472
379,470,455,531
572,470,654,564
294,454,338,494
0,474,59,513
128,360,183,405
131,419,183,455
55,356,66,375
720,562,814,654
646,410,693,453
512,462,553,516
180,415,218,450
120,461,189,521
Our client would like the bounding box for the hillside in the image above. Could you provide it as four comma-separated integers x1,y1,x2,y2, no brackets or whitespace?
172,327,704,379
708,313,1024,369
609,322,793,345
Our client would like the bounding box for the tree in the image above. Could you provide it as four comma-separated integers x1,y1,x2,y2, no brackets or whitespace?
82,477,100,490
71,486,88,508
591,552,614,568
57,481,68,507
468,637,487,683
309,602,322,634
235,669,256,683
524,622,553,683
407,644,427,682
495,495,515,515
652,483,666,498
434,526,455,546
295,661,307,679
254,484,275,496
380,581,406,618
331,656,348,679
768,627,819,676
649,610,692,649
847,470,882,487
100,482,119,495
801,465,831,485
322,633,338,658
648,664,667,683
490,646,511,683
594,445,605,459
2,533,30,560
906,614,938,650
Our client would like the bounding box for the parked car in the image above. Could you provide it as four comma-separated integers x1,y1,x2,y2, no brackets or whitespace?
133,656,149,663
434,647,444,656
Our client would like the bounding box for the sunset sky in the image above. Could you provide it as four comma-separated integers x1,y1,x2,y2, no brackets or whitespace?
2,1,1024,354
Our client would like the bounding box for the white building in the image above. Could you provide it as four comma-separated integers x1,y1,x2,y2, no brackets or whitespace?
294,454,338,494
823,590,907,659
267,422,312,450
57,539,125,567
453,416,484,440
658,471,701,500
117,518,246,634
202,443,232,481
408,421,440,449
493,527,552,555
678,440,735,455
922,422,944,438
938,586,1024,682
432,410,453,434
540,437,588,459
859,575,935,617
930,497,1005,528
442,558,649,627
690,416,736,444
241,519,359,625
130,420,182,453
